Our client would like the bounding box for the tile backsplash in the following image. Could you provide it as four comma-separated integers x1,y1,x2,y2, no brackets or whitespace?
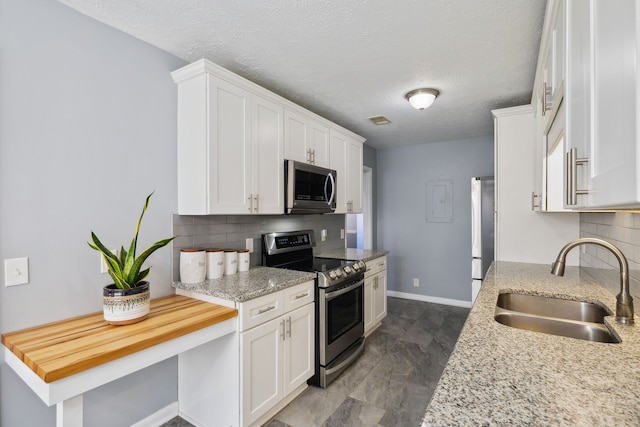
171,214,347,281
580,212,640,298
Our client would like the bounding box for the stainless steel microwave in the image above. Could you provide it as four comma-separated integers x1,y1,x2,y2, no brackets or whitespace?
285,160,337,214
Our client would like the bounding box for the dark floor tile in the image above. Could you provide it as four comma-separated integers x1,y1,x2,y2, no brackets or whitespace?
377,314,415,340
387,297,429,320
262,419,293,427
159,416,195,427
378,382,436,427
408,339,450,387
322,397,386,427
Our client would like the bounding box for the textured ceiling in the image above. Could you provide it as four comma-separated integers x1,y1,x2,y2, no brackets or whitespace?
56,0,546,149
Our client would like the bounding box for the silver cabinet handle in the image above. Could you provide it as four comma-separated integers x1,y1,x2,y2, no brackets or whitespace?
280,319,285,340
294,292,308,300
542,82,552,116
311,149,315,164
258,305,275,314
531,192,541,210
248,194,253,212
254,194,259,213
286,317,291,338
567,147,589,205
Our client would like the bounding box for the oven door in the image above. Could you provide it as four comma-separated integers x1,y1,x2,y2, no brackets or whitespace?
319,276,364,365
286,160,336,214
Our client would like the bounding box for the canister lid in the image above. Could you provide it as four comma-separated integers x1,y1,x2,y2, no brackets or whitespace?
181,248,204,252
206,248,223,252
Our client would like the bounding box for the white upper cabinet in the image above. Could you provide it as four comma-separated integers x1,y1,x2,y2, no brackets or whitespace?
565,0,640,208
531,0,569,212
172,59,365,215
284,108,330,168
330,129,363,214
533,0,640,210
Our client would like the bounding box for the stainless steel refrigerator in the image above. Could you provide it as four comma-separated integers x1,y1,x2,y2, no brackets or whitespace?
471,176,495,303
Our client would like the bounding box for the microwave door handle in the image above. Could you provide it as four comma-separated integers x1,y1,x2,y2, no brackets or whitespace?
325,173,335,206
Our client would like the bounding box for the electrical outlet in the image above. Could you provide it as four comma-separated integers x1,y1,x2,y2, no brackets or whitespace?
246,238,254,253
340,229,345,239
5,257,29,286
321,229,327,242
100,250,117,274
413,278,419,288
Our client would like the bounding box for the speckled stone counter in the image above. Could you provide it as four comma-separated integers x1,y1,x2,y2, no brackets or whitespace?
316,248,389,263
173,266,316,306
421,261,640,426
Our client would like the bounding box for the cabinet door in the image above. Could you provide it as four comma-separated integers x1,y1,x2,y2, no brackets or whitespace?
309,120,330,168
373,272,387,325
329,130,348,213
363,276,374,334
346,140,363,213
208,76,253,214
283,304,314,395
284,109,310,163
241,316,284,426
565,0,591,209
589,0,638,207
252,96,284,214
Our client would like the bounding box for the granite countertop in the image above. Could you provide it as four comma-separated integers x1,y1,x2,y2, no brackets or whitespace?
421,261,640,426
172,266,316,303
315,248,389,263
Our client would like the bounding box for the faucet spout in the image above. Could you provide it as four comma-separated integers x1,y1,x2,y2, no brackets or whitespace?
551,238,634,325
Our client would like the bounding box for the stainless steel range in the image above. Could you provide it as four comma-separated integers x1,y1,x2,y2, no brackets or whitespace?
262,230,366,387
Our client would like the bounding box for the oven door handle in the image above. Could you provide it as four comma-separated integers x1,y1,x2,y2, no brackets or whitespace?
325,279,363,302
324,338,366,376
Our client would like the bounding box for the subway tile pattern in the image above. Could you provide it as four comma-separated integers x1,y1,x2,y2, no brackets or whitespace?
171,214,347,281
580,212,640,298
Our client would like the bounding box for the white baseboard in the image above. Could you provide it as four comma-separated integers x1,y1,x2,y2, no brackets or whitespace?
130,401,179,427
387,290,472,309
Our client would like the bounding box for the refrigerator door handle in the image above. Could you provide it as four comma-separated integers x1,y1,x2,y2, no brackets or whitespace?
471,178,482,258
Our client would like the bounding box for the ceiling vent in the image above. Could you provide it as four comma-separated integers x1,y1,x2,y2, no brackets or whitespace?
368,115,391,125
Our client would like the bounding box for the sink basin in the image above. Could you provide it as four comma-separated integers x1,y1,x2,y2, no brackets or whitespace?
494,292,621,343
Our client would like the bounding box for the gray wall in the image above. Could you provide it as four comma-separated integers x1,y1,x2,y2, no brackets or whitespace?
0,0,186,425
376,136,494,302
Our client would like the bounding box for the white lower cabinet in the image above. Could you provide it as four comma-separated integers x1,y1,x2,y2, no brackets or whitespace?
364,256,387,335
239,281,314,426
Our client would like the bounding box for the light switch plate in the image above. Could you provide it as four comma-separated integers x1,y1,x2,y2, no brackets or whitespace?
5,257,29,286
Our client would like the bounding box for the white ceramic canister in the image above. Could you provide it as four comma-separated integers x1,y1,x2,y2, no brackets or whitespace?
224,250,238,276
238,249,250,272
180,248,206,283
206,248,224,280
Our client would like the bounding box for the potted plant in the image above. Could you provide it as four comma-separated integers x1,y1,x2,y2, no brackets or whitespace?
89,192,175,325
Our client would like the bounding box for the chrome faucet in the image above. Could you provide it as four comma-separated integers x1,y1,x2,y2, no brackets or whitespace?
551,237,634,325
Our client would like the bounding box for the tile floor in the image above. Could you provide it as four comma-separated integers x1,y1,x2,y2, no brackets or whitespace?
161,297,469,427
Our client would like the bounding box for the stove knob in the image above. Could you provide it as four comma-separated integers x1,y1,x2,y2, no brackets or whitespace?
334,268,343,277
328,271,337,280
352,263,360,271
359,261,366,269
344,266,352,274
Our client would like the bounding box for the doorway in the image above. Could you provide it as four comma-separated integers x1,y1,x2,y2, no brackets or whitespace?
346,166,372,249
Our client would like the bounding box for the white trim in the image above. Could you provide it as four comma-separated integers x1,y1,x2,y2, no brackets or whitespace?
386,290,472,308
130,401,179,427
363,166,373,250
491,104,534,118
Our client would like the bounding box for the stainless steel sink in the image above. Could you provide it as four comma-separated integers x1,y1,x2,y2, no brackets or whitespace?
494,292,621,343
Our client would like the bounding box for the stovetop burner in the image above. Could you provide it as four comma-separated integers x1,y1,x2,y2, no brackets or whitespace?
262,230,365,288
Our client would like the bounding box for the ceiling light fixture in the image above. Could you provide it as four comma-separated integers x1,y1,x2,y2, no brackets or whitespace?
405,88,439,110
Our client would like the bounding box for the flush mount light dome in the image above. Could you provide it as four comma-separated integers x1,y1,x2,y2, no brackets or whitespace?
405,88,439,110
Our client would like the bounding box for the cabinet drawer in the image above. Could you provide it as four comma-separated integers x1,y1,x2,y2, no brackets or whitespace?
365,256,387,278
239,291,284,332
283,281,315,313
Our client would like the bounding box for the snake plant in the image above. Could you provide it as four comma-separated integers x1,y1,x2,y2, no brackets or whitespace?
88,192,175,289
